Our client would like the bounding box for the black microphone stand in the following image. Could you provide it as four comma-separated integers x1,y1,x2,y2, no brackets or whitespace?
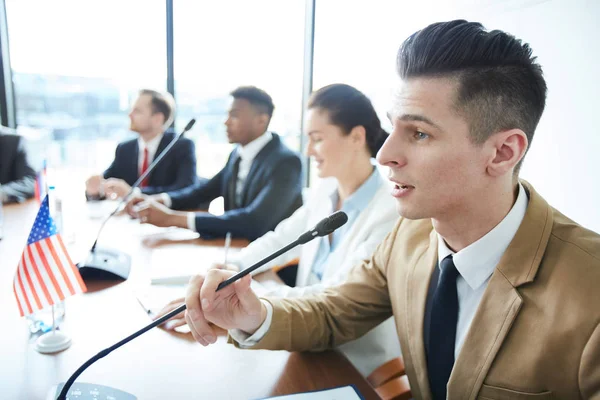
56,211,347,399
78,120,196,280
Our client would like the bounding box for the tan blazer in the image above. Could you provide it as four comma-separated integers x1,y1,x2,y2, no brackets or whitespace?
242,182,600,399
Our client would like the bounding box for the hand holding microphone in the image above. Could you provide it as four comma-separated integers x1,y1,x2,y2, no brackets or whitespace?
185,270,263,345
57,210,347,399
183,210,349,344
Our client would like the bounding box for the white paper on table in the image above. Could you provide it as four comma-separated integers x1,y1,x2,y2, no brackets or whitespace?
150,245,241,284
259,385,363,400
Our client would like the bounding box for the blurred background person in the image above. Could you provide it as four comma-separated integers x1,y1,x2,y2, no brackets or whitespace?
153,84,401,377
85,89,197,200
127,86,303,241
0,126,36,203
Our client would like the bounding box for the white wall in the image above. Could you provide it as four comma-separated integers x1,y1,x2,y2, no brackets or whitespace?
457,0,600,232
428,0,600,232
315,0,600,232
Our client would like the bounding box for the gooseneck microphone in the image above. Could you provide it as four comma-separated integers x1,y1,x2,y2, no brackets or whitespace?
90,119,197,253
56,211,348,400
217,210,349,290
78,119,196,280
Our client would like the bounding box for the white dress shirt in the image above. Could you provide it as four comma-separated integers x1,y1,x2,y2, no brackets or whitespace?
428,183,528,359
233,184,529,363
183,132,273,231
233,131,273,206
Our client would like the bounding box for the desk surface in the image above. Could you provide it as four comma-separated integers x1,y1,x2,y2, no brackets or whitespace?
0,200,378,400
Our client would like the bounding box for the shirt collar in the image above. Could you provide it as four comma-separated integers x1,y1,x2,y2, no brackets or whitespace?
437,183,529,290
327,166,384,213
236,131,273,162
138,132,164,154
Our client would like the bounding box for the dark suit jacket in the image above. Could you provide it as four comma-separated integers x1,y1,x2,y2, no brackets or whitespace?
103,131,197,195
0,132,36,203
168,133,303,241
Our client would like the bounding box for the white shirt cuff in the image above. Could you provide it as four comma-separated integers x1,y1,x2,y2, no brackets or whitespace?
186,212,197,231
228,300,273,348
160,193,172,208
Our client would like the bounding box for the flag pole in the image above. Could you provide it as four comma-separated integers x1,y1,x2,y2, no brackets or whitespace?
51,304,56,335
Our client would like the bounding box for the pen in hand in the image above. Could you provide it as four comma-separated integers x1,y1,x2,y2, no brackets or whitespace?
223,232,232,266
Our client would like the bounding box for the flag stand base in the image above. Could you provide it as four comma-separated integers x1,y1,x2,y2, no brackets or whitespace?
35,330,72,354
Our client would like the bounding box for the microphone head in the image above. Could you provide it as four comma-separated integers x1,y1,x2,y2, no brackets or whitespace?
183,119,196,132
315,211,348,236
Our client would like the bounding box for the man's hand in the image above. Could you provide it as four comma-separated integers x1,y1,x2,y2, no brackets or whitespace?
135,200,181,228
211,263,241,272
125,193,147,217
153,297,187,331
126,193,165,217
85,175,105,196
104,178,132,199
185,270,266,346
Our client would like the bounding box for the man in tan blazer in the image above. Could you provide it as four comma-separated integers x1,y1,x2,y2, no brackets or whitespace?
182,20,600,399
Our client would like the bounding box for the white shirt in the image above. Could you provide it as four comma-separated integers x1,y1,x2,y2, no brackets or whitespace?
233,131,273,205
233,183,529,359
429,183,528,359
183,132,273,231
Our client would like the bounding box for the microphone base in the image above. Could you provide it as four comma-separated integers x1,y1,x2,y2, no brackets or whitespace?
49,382,137,400
77,247,131,281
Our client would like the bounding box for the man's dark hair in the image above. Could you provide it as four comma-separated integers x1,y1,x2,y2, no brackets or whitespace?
397,20,547,173
230,86,275,119
140,89,175,126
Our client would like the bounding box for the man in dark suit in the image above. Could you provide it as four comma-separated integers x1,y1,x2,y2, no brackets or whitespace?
128,86,303,241
0,128,36,203
85,89,197,199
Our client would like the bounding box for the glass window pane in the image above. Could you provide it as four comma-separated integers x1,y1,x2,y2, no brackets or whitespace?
6,0,166,183
173,0,305,178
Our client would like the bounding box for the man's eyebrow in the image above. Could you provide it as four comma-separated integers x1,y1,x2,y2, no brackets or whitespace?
393,113,441,129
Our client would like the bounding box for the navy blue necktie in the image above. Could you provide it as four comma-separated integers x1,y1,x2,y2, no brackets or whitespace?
427,255,460,400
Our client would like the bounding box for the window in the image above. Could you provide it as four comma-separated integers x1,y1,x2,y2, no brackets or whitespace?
6,0,166,182
313,1,436,130
311,0,418,183
173,0,306,177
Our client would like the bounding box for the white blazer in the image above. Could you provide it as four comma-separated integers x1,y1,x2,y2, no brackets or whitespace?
231,170,402,377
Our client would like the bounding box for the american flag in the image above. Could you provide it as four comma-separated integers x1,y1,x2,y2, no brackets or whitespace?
13,196,87,317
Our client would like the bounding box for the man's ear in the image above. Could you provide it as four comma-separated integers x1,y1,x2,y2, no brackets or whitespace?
486,129,529,177
152,112,166,128
257,114,270,131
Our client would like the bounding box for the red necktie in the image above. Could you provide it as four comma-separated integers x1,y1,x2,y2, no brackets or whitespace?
140,147,149,188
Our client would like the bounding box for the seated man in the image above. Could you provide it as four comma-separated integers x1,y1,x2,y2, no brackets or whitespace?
0,127,36,203
85,89,197,199
128,86,303,241
183,21,600,399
